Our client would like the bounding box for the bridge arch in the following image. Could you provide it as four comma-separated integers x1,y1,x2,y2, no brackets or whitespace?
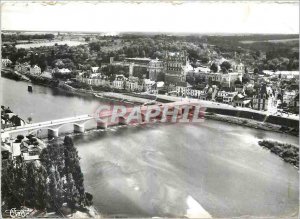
28,128,58,139
82,118,107,130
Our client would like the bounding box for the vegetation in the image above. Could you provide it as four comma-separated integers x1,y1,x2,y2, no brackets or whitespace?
2,33,55,42
258,140,299,168
1,136,92,215
2,34,299,83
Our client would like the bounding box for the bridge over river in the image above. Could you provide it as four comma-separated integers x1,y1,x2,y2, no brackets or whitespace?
1,102,199,140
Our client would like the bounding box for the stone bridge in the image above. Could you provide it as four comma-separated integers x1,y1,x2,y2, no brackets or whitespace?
1,114,106,139
1,102,200,140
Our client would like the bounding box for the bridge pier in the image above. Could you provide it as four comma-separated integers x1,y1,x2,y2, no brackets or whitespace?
118,116,128,125
48,129,59,138
97,121,108,129
74,124,85,133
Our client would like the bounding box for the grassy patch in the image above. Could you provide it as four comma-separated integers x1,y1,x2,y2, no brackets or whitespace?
258,140,299,168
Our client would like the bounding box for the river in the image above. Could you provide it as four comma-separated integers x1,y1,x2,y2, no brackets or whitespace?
1,78,299,218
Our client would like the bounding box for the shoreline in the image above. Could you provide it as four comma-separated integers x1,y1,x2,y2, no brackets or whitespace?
258,140,299,168
205,113,299,137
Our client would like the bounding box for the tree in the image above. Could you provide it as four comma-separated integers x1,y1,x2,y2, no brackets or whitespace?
16,134,24,143
157,72,165,81
27,116,32,123
242,75,250,84
220,61,231,72
234,78,242,85
210,63,218,73
63,136,86,207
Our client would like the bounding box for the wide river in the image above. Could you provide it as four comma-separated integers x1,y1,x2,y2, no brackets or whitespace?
1,77,299,218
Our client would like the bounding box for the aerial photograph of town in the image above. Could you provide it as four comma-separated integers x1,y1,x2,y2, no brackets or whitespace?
1,1,299,218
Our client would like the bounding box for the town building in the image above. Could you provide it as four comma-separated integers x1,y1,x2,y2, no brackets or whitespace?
91,66,100,73
148,59,164,81
176,82,192,97
29,65,42,75
53,68,71,74
190,89,206,99
143,79,156,93
126,76,142,92
15,62,30,73
195,71,242,88
231,62,245,73
275,71,299,80
282,90,298,106
232,94,251,107
252,84,277,111
112,74,126,89
217,91,238,104
164,51,190,85
1,58,12,67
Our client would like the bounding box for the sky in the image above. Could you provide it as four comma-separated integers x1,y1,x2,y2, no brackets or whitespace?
1,1,299,34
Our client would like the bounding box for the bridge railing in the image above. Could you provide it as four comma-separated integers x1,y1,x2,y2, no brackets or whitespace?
2,114,93,132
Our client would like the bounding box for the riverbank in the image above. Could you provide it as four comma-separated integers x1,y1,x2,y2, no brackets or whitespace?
205,113,299,137
258,140,299,168
1,74,298,136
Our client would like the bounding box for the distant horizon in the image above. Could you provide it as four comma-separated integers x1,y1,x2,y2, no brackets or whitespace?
2,30,299,36
1,2,298,34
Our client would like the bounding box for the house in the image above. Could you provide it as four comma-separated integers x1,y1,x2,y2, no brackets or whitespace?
294,93,299,107
1,58,12,67
231,62,245,73
275,71,299,79
112,74,126,89
1,144,12,160
143,79,156,93
176,82,192,97
15,62,30,73
232,94,251,107
164,51,190,85
199,93,208,100
190,89,203,98
90,73,102,78
91,66,100,73
235,84,244,92
252,84,275,111
126,76,141,91
30,65,42,75
53,68,71,74
282,90,298,106
217,91,238,103
148,59,164,81
40,71,53,79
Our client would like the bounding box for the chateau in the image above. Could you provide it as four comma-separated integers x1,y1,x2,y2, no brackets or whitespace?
164,51,190,85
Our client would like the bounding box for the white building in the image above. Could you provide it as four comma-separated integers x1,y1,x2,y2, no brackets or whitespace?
197,71,242,88
15,62,30,73
55,68,71,74
283,90,298,106
217,91,238,103
148,59,164,81
91,66,100,73
2,58,12,67
143,79,156,93
30,65,41,75
190,89,205,98
40,71,53,79
176,82,192,97
275,71,299,79
126,76,141,91
112,74,126,89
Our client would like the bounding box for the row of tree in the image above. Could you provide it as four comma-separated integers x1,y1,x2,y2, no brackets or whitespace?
2,136,93,214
